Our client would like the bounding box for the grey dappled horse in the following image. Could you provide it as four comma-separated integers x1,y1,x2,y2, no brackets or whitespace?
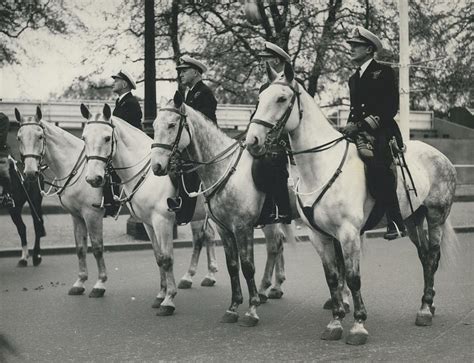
245,63,458,344
150,93,295,327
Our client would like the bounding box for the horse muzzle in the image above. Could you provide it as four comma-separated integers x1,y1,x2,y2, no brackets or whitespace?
86,174,105,188
152,162,167,176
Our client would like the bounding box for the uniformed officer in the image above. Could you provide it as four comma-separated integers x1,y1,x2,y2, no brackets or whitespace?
167,56,218,224
342,27,406,240
253,41,292,225
98,69,143,217
111,69,143,129
176,56,217,123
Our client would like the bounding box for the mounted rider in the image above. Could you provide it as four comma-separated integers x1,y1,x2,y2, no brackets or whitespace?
342,27,406,240
253,41,293,225
0,112,14,208
98,69,143,217
167,56,218,224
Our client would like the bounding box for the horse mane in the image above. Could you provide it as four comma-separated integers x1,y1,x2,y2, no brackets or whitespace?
40,120,83,148
110,115,153,149
184,104,235,157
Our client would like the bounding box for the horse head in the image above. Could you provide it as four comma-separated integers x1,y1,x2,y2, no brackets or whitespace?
81,103,115,187
151,91,192,176
245,62,301,156
15,106,45,181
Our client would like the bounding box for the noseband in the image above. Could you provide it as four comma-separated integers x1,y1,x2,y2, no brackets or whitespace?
150,107,191,161
250,81,302,150
19,122,46,164
84,121,116,165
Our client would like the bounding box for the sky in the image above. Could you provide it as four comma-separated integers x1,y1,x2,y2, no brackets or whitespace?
0,0,176,102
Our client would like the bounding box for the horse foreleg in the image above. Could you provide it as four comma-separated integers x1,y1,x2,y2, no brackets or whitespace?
68,215,88,296
152,266,167,309
219,229,242,324
85,215,107,298
310,231,346,341
9,206,28,267
237,229,260,327
147,219,176,316
338,229,368,346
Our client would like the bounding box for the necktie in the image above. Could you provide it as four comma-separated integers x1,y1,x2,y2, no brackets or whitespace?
115,98,120,107
355,67,361,80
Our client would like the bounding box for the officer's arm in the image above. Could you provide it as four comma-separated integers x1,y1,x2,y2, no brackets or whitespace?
195,90,217,124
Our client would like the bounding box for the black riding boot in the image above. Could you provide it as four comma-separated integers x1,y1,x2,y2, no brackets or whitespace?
383,171,407,240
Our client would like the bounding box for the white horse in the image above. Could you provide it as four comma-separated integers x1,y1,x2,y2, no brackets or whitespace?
80,103,218,315
15,107,108,297
245,63,458,344
150,93,295,327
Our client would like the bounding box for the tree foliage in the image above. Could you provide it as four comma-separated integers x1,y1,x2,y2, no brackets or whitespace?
0,0,84,65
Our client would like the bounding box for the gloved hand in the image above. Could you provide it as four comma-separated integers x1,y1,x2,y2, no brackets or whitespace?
341,123,359,137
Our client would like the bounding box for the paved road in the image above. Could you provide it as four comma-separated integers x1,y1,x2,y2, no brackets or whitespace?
1,235,473,362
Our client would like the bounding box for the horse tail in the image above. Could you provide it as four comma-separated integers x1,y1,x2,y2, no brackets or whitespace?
438,216,460,270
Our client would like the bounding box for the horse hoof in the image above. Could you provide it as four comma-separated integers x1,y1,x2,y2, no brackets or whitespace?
200,277,216,287
151,297,164,308
415,311,433,326
346,330,369,345
322,298,350,313
33,255,42,266
239,315,259,327
89,288,105,298
17,259,27,267
320,326,343,341
268,288,283,299
156,305,175,316
220,311,239,323
68,286,85,296
178,279,192,289
258,293,268,304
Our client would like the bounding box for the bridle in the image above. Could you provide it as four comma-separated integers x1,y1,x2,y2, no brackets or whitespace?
84,121,116,166
249,81,303,152
150,107,191,165
19,122,46,165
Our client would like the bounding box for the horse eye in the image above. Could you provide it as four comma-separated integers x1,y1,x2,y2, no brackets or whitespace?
168,123,176,129
277,96,286,103
105,136,111,142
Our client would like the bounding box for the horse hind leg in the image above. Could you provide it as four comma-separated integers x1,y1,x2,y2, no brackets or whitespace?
199,220,218,287
258,224,281,303
178,220,206,289
85,217,107,298
9,206,28,267
412,206,452,326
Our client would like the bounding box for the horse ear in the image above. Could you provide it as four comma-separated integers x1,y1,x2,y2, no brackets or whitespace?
159,96,167,108
173,91,184,108
36,106,42,121
14,108,22,123
265,62,278,82
80,103,91,120
103,104,111,121
284,61,294,82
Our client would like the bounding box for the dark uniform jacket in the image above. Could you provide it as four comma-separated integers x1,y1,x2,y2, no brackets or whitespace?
185,81,217,124
347,59,401,163
113,92,143,130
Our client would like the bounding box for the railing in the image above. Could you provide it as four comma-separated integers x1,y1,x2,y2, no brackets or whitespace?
1,100,434,131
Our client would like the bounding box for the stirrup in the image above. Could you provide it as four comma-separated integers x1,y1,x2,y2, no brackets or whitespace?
92,197,105,209
384,221,407,240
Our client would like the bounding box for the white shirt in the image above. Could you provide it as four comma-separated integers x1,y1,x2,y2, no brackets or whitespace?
359,58,374,77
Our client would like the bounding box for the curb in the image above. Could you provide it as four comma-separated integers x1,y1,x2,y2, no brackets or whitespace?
1,226,472,258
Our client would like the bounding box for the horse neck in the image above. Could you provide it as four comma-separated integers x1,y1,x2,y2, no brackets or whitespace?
112,117,152,181
289,91,346,183
185,109,235,187
42,122,84,177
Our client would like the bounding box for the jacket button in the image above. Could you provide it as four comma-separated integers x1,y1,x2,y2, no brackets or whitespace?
361,104,365,107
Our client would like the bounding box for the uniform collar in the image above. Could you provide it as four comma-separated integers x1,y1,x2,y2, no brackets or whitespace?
118,91,131,103
359,58,374,77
